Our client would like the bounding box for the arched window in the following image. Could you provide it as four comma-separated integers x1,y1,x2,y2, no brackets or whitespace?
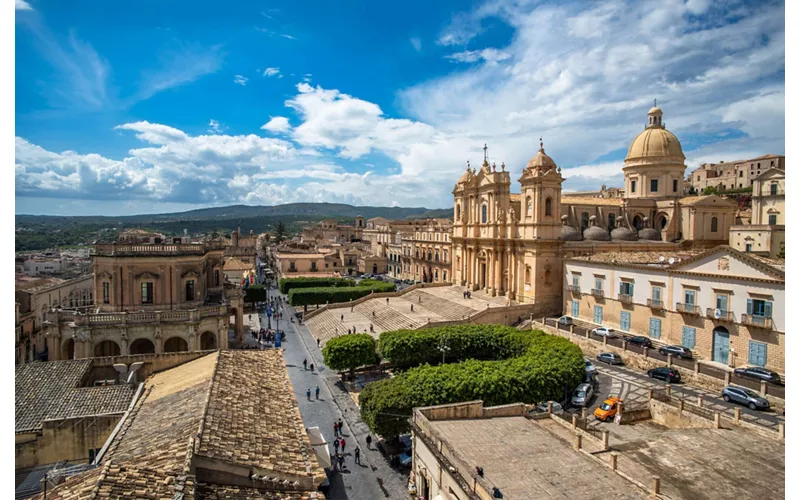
545,269,551,284
435,250,439,263
456,204,461,221
524,266,531,284
711,217,718,232
526,197,532,216
581,212,590,230
632,215,642,230
545,197,552,216
481,204,488,223
608,214,616,230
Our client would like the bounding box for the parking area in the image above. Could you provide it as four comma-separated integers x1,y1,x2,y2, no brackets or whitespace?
544,316,785,399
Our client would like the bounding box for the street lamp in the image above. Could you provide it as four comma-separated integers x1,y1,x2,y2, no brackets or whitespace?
438,339,450,365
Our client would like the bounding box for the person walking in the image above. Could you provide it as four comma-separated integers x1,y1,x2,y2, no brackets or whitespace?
315,385,320,399
303,358,307,370
338,418,344,434
354,446,361,465
340,437,346,453
306,388,311,401
365,435,372,450
410,304,414,312
386,297,389,305
418,295,421,303
369,324,374,333
316,338,321,347
372,310,376,317
341,314,344,322
333,422,338,438
333,438,339,454
338,453,345,471
309,363,314,372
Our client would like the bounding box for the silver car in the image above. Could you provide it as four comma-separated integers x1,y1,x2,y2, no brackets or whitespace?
721,386,770,410
571,383,594,408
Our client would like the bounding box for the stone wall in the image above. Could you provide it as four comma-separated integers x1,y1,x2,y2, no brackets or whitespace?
90,350,216,381
16,415,122,469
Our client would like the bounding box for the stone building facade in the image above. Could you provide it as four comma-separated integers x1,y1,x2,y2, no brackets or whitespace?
564,246,784,372
43,238,244,361
729,168,785,258
405,219,453,283
689,154,785,193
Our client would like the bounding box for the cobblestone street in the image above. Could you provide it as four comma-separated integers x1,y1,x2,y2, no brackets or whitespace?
251,292,410,500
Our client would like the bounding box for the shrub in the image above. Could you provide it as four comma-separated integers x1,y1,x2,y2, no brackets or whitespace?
278,277,355,294
358,327,584,437
288,281,395,306
244,284,266,303
322,334,379,377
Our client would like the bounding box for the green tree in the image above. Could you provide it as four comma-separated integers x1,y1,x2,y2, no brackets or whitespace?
322,334,379,379
244,284,266,303
275,221,288,243
702,186,719,195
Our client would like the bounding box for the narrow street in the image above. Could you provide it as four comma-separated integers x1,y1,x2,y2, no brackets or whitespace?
254,288,409,500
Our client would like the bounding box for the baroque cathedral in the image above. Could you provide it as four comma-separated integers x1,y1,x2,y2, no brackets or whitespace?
451,105,737,311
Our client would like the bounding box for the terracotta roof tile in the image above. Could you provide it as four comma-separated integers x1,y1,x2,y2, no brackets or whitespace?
16,359,91,433
562,196,624,206
195,483,324,499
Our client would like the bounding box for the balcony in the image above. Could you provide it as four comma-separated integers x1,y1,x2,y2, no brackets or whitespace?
647,299,663,310
676,303,701,315
566,285,581,294
741,314,774,329
618,294,632,304
706,308,734,322
590,289,604,298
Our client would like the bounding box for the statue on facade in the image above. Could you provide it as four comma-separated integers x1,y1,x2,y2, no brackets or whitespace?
507,207,516,224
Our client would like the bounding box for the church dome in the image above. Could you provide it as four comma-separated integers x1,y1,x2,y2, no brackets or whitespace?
637,217,662,241
610,217,637,241
560,215,581,241
526,139,557,171
583,216,610,241
625,105,685,164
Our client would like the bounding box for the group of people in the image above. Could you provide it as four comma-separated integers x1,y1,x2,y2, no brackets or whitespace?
462,290,472,299
332,419,363,471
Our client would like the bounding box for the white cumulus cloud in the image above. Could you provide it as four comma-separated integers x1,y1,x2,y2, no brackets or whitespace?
233,74,249,86
261,116,291,133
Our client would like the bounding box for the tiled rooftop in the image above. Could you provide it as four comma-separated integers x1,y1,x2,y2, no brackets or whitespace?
561,195,624,206
37,350,325,499
569,250,700,266
16,359,134,433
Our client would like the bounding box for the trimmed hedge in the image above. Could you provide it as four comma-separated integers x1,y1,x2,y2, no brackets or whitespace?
244,284,266,303
359,327,584,437
378,325,529,370
322,334,379,375
288,281,395,306
278,277,355,294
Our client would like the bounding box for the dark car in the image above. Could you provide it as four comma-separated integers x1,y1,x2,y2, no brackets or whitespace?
596,352,623,365
658,345,693,359
733,366,783,385
647,367,681,383
625,335,653,349
721,386,770,410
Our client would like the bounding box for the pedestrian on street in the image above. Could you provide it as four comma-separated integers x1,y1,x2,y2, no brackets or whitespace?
340,437,346,452
418,296,421,303
303,358,307,370
338,418,344,433
306,388,311,401
309,363,314,372
372,310,376,317
369,324,374,333
333,438,339,453
386,297,389,304
338,454,345,471
354,446,361,465
366,435,372,449
317,338,321,347
341,314,344,322
410,304,414,312
315,385,320,399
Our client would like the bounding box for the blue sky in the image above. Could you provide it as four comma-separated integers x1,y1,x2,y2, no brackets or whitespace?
15,0,785,215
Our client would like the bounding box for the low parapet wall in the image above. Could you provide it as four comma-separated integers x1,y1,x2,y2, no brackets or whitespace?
91,350,216,381
303,282,452,320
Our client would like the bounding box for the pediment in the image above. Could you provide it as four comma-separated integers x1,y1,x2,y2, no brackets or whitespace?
97,271,113,280
182,269,200,279
671,246,783,280
135,271,160,280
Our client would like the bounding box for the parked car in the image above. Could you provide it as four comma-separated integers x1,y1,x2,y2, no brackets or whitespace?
721,386,770,410
647,367,681,383
534,401,564,415
624,335,653,349
591,327,617,338
596,352,623,365
733,366,783,385
584,358,598,376
658,345,694,359
571,383,594,407
558,316,573,326
594,397,623,422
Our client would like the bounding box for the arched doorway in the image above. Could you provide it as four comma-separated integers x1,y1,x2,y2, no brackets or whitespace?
164,337,189,353
372,264,378,274
62,338,75,360
94,340,121,357
712,326,730,364
608,214,616,231
129,338,156,355
632,215,643,230
200,331,217,350
656,213,669,230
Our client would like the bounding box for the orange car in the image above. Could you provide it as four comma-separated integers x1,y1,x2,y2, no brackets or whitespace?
594,397,622,422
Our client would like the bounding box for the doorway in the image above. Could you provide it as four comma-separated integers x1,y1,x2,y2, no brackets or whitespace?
712,326,730,364
480,262,487,289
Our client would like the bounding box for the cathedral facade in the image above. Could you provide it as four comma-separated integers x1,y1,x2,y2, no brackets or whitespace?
452,105,737,311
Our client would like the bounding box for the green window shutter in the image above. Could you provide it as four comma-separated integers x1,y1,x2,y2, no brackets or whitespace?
764,301,773,318
746,299,753,315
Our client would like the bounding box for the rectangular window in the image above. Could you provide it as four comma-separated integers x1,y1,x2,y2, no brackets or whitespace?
103,282,110,304
650,179,658,192
747,299,773,318
748,341,767,368
631,180,637,193
739,171,743,177
593,305,603,324
214,270,220,286
289,261,296,272
673,179,678,192
745,243,753,252
619,281,634,295
185,280,195,301
768,214,777,225
571,300,579,317
770,183,778,195
141,282,153,304
648,317,662,339
311,262,318,271
684,289,695,306
594,278,603,291
681,326,696,349
572,275,580,287
620,311,631,331
715,294,728,312
652,286,662,302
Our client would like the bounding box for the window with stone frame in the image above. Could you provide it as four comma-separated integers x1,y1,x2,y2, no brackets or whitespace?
103,282,110,304
141,282,153,304
185,280,195,301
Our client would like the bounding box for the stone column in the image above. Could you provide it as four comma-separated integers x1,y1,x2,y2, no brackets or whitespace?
487,250,495,295
494,249,502,296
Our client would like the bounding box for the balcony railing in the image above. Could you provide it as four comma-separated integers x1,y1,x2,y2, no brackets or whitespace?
676,303,700,315
740,314,774,329
647,299,663,310
706,308,734,321
590,289,604,298
48,304,230,327
618,294,632,303
566,285,581,294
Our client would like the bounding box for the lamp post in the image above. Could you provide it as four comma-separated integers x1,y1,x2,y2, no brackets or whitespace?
438,339,450,365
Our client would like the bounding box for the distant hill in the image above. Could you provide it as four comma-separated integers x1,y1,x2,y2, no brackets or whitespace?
14,203,452,252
